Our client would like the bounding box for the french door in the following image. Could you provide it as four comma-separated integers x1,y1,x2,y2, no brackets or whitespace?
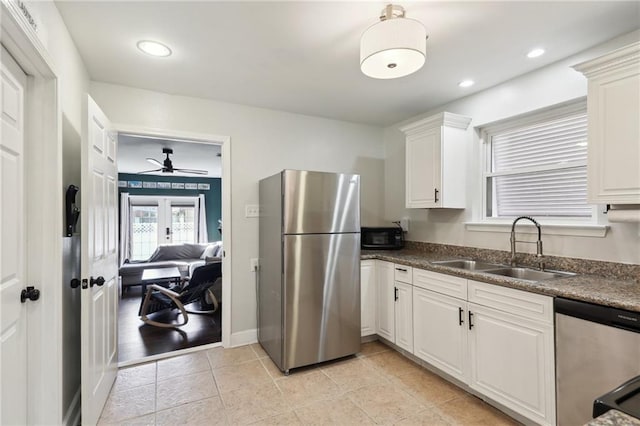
130,196,199,260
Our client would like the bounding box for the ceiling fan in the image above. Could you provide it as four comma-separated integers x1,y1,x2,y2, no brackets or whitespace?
139,148,208,175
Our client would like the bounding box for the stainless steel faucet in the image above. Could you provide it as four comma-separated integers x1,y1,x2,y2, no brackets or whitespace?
510,216,545,270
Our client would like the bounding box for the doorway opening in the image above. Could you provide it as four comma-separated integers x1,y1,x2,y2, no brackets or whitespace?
116,133,225,363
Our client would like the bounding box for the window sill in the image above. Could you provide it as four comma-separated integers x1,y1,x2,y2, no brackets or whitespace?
464,222,609,238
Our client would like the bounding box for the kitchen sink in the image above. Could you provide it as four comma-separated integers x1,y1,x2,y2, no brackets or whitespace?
432,259,502,271
483,267,575,281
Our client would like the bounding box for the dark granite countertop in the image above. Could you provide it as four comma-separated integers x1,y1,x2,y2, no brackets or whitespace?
362,249,640,313
586,410,640,426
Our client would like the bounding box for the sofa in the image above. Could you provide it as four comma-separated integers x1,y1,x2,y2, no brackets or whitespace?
119,242,222,290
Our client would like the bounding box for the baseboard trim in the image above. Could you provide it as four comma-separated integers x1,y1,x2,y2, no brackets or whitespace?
230,328,257,347
63,387,81,426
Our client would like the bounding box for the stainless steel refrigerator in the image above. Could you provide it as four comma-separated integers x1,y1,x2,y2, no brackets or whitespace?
258,170,361,373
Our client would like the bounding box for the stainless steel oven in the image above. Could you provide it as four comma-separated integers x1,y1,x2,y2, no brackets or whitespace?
555,298,640,426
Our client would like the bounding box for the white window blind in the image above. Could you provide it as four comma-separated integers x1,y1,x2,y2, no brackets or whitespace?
484,103,591,219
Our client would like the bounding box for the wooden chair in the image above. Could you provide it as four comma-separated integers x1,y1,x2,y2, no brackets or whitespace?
138,261,222,328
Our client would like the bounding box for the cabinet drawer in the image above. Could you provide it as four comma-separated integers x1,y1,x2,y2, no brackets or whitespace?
394,264,413,284
467,280,553,324
413,268,467,300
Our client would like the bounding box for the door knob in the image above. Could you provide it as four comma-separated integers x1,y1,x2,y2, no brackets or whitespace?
20,286,40,303
90,276,105,287
70,278,81,289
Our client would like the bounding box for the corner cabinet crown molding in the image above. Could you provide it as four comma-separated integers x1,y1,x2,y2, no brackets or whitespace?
400,112,472,209
573,41,640,204
573,42,640,79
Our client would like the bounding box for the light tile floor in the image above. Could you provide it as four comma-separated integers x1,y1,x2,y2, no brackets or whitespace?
98,341,520,425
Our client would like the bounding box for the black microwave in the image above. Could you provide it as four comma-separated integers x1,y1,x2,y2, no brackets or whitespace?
361,227,404,250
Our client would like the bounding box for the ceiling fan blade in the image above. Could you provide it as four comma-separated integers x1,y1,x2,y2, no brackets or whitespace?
146,158,163,167
137,168,163,174
173,168,209,175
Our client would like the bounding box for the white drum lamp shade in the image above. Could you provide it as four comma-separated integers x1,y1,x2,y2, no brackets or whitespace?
360,9,427,79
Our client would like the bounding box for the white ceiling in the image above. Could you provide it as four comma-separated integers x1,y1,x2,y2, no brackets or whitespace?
56,1,640,126
117,134,221,177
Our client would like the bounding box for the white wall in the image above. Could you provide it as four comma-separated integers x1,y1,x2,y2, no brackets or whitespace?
89,82,386,334
384,30,640,265
24,1,90,422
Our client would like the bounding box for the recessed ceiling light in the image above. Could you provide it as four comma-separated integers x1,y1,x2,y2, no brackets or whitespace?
527,48,545,58
137,40,172,57
458,79,474,88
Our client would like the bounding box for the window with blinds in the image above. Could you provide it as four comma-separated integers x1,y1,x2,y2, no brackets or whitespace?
483,101,591,219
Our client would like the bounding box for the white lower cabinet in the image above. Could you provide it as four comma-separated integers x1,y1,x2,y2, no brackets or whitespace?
360,260,376,337
375,261,395,342
413,287,467,382
364,261,556,426
467,280,556,426
394,281,413,352
412,274,555,426
467,302,555,426
374,261,413,350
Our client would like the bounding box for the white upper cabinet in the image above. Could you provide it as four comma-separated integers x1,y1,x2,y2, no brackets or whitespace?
400,112,472,208
573,42,640,204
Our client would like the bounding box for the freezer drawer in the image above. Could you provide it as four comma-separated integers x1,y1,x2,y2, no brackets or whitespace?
283,233,360,371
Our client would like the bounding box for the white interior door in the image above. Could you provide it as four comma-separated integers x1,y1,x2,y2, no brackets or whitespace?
81,95,119,425
0,45,28,426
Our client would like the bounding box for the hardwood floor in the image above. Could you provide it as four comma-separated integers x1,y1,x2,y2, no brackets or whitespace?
118,286,222,363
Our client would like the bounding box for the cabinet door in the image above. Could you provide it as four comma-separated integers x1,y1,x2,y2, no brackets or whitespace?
375,261,395,342
468,303,555,426
360,260,377,337
413,288,467,382
394,281,413,352
405,127,441,208
587,70,640,203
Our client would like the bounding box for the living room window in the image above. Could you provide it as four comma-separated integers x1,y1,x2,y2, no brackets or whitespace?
480,99,594,223
128,196,201,260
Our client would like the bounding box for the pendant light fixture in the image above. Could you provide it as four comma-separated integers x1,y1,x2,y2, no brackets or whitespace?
360,4,427,79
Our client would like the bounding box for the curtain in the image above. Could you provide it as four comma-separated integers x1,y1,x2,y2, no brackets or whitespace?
119,192,131,265
197,194,208,243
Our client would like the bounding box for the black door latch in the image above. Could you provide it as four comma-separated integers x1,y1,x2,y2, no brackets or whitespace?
20,286,40,303
90,276,105,287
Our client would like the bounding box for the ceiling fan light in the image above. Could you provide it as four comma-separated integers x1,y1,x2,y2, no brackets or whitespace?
360,8,427,79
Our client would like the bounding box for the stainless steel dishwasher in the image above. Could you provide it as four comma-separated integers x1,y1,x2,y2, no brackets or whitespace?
555,297,640,426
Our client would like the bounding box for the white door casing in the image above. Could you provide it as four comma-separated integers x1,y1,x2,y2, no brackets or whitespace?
81,95,119,425
0,45,28,426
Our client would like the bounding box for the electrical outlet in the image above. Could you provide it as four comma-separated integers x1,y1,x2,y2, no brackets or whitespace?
245,204,261,218
250,258,259,272
400,217,409,232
